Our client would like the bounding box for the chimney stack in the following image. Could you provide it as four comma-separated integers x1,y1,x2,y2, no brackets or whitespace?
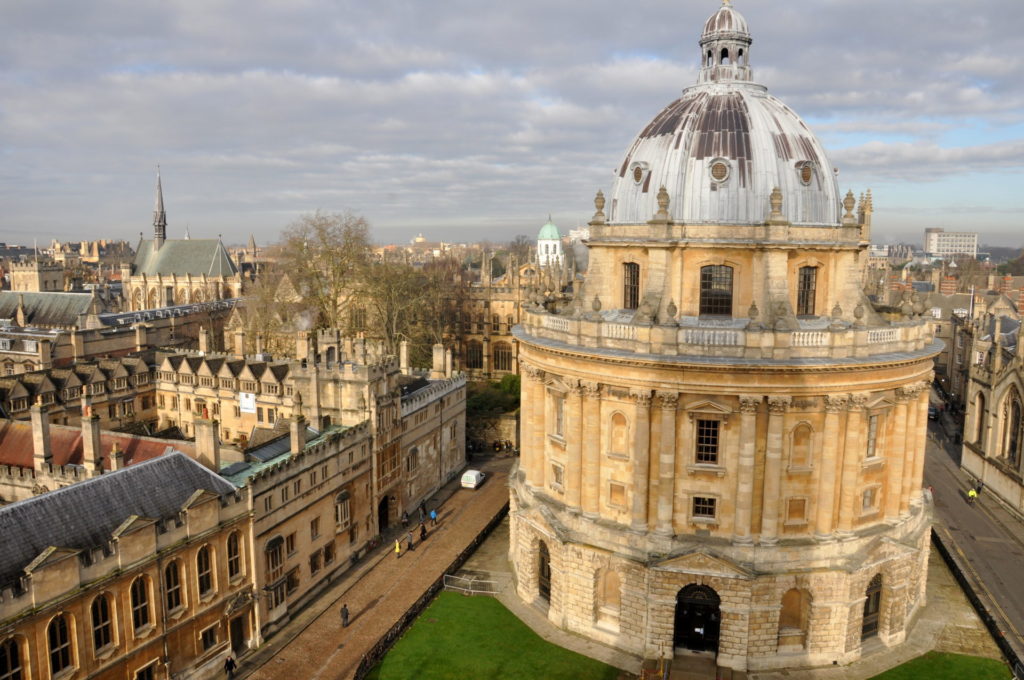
31,398,51,471
194,418,221,472
234,330,246,358
198,327,210,354
399,340,410,375
430,344,445,379
110,443,125,471
81,410,102,471
290,409,307,455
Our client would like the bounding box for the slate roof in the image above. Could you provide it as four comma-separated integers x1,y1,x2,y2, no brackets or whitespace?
133,239,238,277
0,420,195,470
0,452,236,587
0,292,95,328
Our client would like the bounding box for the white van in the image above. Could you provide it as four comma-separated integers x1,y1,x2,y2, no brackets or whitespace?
461,469,486,489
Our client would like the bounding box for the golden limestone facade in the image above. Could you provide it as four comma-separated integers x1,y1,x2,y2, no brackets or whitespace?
509,2,939,672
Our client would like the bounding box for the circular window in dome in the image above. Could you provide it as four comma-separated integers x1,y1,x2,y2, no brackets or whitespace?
798,162,815,186
633,166,644,183
710,160,730,183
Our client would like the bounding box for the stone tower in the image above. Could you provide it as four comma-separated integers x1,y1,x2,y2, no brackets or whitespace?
509,1,939,673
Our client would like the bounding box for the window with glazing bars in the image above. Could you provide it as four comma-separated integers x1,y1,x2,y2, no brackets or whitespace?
699,265,733,316
797,266,817,316
623,263,640,310
695,419,720,464
692,496,717,518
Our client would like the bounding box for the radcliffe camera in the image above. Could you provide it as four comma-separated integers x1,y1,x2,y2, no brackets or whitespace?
0,2,1022,680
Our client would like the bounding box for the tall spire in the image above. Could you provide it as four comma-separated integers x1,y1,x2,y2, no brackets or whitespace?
153,165,167,251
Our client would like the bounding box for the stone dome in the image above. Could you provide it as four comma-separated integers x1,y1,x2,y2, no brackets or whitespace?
606,1,841,227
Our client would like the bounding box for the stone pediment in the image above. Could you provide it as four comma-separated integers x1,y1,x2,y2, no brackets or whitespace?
24,546,79,574
652,551,752,579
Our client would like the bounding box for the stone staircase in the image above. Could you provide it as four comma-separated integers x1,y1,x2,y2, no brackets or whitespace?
657,651,746,680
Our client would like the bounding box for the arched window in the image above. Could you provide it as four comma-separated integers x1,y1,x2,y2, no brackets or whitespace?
778,588,810,648
466,341,483,369
265,536,284,581
862,574,883,639
197,545,214,596
599,570,621,612
130,578,150,631
48,615,73,674
91,594,113,651
227,532,242,579
609,413,629,456
492,315,500,332
494,343,512,372
164,562,182,611
721,48,730,65
1008,397,1022,466
797,266,818,316
623,263,640,310
506,315,514,330
975,393,986,444
699,265,733,316
790,425,812,468
0,637,21,680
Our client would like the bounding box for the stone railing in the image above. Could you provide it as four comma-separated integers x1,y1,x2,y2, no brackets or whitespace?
517,309,937,363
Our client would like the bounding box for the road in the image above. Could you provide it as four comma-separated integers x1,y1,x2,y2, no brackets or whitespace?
240,455,513,680
923,405,1024,665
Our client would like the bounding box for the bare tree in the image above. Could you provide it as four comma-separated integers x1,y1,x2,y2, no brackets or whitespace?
275,211,370,330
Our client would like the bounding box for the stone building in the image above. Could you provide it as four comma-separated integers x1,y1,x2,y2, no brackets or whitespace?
8,259,64,292
960,311,1024,516
509,2,938,673
0,453,253,680
121,170,245,311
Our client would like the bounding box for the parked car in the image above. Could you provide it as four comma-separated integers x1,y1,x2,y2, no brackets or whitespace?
927,406,939,421
461,469,486,489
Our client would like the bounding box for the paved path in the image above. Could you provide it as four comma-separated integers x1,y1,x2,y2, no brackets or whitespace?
924,399,1024,667
239,455,513,680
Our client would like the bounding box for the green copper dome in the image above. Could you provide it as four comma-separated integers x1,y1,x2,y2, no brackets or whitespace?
537,218,560,241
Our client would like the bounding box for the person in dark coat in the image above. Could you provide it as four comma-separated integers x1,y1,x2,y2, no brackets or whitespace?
224,655,238,679
420,523,427,542
340,604,350,627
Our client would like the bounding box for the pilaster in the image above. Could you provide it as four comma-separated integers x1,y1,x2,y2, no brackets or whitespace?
733,396,761,544
815,394,847,538
566,383,585,508
759,396,790,544
837,394,869,535
581,382,602,516
655,392,678,534
631,391,652,530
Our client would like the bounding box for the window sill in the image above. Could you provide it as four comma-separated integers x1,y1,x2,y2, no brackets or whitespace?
690,516,719,526
786,465,813,475
859,508,881,520
549,483,564,494
51,667,78,680
229,574,245,587
783,519,809,528
861,457,885,470
168,606,187,622
198,591,217,605
606,452,629,462
687,464,727,477
547,434,566,448
134,623,156,640
95,643,117,661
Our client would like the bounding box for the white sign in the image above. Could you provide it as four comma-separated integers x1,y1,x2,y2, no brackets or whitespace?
239,392,257,414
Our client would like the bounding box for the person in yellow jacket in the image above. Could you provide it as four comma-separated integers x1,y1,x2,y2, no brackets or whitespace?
968,488,978,504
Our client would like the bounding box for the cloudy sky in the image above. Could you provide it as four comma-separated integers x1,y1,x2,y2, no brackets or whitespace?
2,0,1023,248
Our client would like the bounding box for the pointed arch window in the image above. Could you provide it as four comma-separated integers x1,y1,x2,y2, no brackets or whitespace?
227,532,242,580
1007,395,1022,466
130,577,151,631
91,594,113,652
48,615,73,674
0,637,22,680
197,545,214,596
164,562,183,611
975,393,986,444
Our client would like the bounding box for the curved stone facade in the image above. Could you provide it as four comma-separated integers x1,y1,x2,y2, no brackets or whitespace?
509,2,938,672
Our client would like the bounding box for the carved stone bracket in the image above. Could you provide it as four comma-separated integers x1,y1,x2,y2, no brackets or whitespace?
824,394,849,413
522,364,545,382
739,396,762,414
848,394,870,411
631,390,653,408
655,392,679,410
581,381,601,399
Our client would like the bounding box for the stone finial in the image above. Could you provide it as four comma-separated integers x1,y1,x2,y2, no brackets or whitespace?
592,190,606,224
592,296,602,313
865,189,873,212
854,302,866,327
650,186,671,223
666,300,678,319
842,190,857,224
831,303,843,320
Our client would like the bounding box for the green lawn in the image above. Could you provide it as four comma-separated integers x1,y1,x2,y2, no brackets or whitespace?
868,651,1011,680
365,592,623,680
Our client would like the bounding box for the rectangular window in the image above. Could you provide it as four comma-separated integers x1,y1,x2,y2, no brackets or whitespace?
695,419,720,464
293,480,301,496
285,568,300,595
310,517,320,540
862,487,878,513
866,414,879,459
263,496,274,512
692,496,717,519
786,498,807,523
797,266,817,316
623,262,640,310
309,550,322,576
323,541,335,565
200,625,218,651
286,533,296,555
281,486,289,503
136,664,156,680
609,482,627,508
550,463,564,489
552,395,564,438
257,407,264,423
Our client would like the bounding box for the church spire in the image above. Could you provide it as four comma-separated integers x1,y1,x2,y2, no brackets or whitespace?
153,166,167,251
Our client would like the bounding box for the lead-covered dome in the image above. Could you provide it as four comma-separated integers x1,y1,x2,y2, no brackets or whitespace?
607,1,841,227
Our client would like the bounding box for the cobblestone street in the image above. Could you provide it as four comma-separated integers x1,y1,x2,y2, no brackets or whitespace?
239,456,513,680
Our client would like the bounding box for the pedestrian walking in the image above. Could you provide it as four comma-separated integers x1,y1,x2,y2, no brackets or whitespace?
968,488,978,504
975,481,985,496
407,531,415,551
224,655,237,679
420,523,427,542
395,538,402,558
340,603,350,627
401,511,409,529
418,505,425,523
430,509,438,526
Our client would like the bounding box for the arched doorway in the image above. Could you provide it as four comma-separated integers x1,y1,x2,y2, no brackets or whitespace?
862,574,882,640
674,584,721,653
377,496,390,533
538,542,551,602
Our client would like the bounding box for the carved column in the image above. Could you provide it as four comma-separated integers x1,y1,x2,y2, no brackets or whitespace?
521,364,546,489
885,388,911,521
733,396,761,544
910,384,931,506
581,382,602,516
837,394,869,535
814,394,848,538
631,391,652,531
760,396,791,544
566,383,585,508
655,392,679,534
899,384,923,516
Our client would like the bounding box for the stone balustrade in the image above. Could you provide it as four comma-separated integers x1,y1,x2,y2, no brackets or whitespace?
518,308,937,363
